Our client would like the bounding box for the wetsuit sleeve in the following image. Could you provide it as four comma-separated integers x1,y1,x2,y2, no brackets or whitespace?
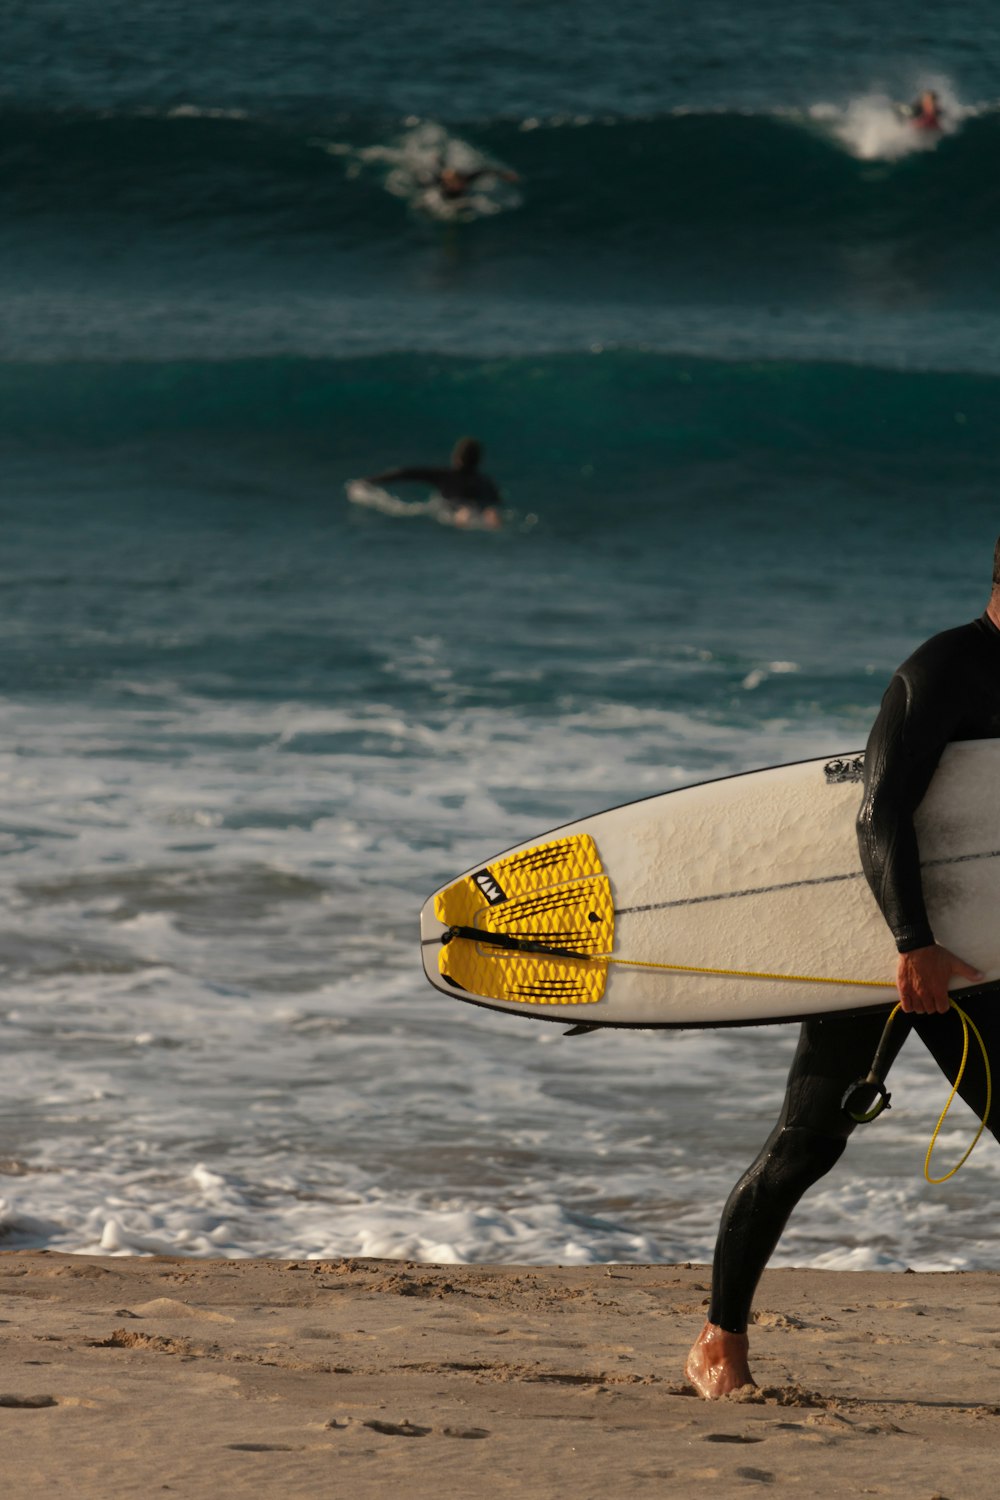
856,669,961,952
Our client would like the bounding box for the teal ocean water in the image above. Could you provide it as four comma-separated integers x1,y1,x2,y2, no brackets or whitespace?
1,1,999,1268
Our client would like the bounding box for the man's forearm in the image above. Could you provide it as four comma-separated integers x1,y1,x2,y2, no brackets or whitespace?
857,780,935,951
856,672,942,952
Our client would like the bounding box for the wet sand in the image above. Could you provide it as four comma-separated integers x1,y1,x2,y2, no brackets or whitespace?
1,1251,998,1497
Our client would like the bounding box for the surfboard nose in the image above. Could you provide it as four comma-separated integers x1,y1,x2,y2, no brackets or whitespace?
419,894,449,986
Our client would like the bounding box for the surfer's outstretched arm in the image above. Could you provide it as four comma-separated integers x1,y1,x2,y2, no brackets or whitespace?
368,466,450,487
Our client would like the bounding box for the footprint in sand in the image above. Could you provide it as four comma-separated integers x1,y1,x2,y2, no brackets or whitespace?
227,1443,301,1452
325,1416,489,1439
362,1419,432,1438
702,1434,766,1444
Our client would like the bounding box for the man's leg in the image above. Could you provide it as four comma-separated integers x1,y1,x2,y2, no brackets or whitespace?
686,1006,905,1397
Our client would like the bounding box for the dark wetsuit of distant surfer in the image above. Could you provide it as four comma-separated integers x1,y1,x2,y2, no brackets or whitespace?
686,540,1000,1399
368,438,502,528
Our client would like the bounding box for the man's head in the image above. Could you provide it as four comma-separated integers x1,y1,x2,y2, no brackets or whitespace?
992,534,1000,591
452,437,482,471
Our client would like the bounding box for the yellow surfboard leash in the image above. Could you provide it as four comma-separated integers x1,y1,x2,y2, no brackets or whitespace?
600,953,890,988
841,999,991,1184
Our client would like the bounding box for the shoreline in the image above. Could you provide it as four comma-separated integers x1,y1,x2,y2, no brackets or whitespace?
1,1251,998,1496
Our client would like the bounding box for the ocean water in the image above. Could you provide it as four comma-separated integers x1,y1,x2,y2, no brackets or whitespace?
2,1,1000,1272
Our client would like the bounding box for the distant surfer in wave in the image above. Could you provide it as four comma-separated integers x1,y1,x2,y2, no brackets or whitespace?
368,437,502,528
907,88,943,131
434,161,520,201
686,538,1000,1399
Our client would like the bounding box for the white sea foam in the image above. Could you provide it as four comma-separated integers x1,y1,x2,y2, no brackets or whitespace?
345,480,511,531
1,688,997,1270
812,78,966,161
346,479,440,520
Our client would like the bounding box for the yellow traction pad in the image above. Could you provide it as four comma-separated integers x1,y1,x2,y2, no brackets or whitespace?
434,834,613,1005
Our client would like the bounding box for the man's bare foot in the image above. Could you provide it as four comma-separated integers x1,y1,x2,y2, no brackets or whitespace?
685,1320,756,1399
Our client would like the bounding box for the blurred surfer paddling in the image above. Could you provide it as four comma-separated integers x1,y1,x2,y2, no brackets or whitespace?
685,538,1000,1399
368,438,502,528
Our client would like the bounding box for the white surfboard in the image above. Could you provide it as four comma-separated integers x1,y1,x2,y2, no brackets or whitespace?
419,742,1000,1028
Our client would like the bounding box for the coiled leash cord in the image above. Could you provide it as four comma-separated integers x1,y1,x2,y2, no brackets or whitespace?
841,1001,992,1183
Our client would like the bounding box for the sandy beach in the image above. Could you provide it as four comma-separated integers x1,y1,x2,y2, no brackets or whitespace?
0,1252,997,1497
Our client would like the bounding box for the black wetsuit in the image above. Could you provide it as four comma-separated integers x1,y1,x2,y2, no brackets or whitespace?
371,466,501,510
709,614,1000,1335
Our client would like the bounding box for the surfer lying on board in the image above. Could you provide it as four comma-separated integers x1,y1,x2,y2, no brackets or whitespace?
686,537,1000,1399
368,437,502,528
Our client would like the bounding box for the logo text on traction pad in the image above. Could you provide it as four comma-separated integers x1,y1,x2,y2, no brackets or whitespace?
824,755,865,785
473,869,508,905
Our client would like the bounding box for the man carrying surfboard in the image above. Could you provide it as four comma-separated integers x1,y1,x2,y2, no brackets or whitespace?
685,542,1000,1398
